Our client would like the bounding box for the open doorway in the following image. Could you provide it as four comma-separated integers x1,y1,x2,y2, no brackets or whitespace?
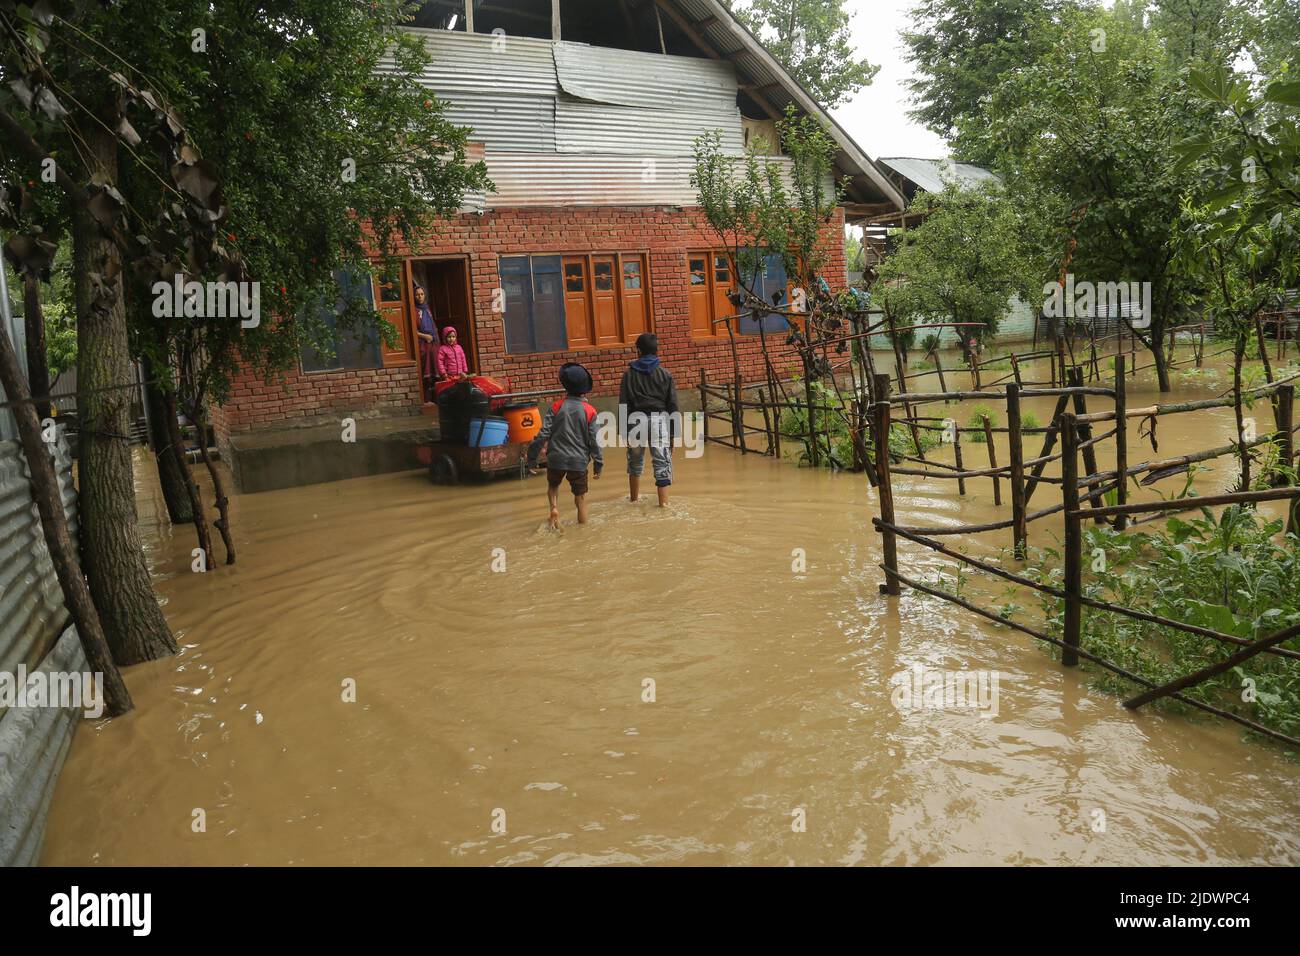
409,257,475,403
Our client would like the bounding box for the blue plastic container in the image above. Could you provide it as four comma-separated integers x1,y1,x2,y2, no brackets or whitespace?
467,416,509,447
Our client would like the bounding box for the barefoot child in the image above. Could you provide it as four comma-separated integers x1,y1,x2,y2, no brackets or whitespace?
527,363,603,527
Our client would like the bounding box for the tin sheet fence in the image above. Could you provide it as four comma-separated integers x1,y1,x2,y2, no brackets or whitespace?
0,434,86,866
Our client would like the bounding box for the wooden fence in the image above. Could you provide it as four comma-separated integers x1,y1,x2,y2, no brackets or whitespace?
866,357,1300,747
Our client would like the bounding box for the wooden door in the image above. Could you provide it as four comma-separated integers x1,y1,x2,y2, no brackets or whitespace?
563,256,592,348
619,254,647,339
379,262,415,367
711,252,734,337
591,255,620,345
688,252,712,337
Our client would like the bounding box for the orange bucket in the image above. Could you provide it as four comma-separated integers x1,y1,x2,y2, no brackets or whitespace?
502,403,542,444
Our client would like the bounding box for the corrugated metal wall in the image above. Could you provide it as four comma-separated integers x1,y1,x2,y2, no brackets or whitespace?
0,435,86,867
387,29,757,208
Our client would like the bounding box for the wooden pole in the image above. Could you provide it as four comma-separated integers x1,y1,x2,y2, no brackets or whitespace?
933,349,948,399
699,368,709,444
1007,383,1028,559
734,373,748,454
1068,367,1104,523
983,414,1002,506
1011,353,1023,388
758,386,774,457
873,374,900,595
1061,412,1082,667
1113,354,1128,531
952,424,967,496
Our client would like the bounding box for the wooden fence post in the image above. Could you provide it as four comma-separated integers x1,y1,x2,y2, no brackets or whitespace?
804,369,818,468
873,373,900,596
758,387,774,456
953,424,967,496
1061,411,1082,667
1276,384,1296,534
1007,383,1028,559
699,369,709,444
1068,367,1104,523
983,414,1001,506
734,374,748,454
1114,355,1128,531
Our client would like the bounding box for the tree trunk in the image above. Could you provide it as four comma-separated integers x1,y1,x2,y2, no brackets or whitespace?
1233,335,1250,491
0,302,132,715
72,124,177,665
188,400,236,564
143,370,195,524
22,273,51,421
165,388,212,560
1151,330,1171,393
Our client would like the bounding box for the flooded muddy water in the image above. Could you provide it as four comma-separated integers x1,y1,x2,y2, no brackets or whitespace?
41,354,1300,865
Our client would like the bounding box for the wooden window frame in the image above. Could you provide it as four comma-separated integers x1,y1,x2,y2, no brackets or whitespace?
689,248,742,341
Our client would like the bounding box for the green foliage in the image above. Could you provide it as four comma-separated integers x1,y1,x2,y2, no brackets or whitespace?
726,0,879,108
966,404,1000,441
900,0,1085,159
693,106,846,293
873,181,1035,349
1023,507,1300,741
778,378,938,468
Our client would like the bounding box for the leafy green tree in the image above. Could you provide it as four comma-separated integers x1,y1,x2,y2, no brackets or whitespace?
725,0,879,108
1,0,487,666
901,0,1088,159
1147,0,1253,69
872,181,1036,361
975,7,1220,391
1249,0,1299,77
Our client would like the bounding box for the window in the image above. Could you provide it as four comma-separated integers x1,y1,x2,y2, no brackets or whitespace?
300,271,383,373
688,249,798,339
688,250,740,339
503,253,651,355
407,1,468,30
472,0,552,39
502,255,566,355
737,254,794,336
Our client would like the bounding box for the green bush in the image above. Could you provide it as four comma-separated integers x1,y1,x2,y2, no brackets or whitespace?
1021,506,1300,743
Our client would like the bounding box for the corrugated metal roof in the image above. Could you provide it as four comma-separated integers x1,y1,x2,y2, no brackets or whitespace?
666,0,904,209
555,97,743,156
879,157,1001,194
553,40,737,113
441,92,555,152
385,27,558,97
482,152,831,208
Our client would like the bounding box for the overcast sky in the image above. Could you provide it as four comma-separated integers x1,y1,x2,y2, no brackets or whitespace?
829,0,951,160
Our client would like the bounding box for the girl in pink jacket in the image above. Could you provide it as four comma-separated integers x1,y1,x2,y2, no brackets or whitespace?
437,326,469,379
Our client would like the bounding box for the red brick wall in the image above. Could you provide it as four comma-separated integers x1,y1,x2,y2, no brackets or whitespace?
213,205,847,439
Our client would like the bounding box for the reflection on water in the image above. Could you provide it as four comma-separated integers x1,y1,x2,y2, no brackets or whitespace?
41,356,1300,865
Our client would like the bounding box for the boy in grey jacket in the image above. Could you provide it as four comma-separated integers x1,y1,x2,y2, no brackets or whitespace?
527,363,603,528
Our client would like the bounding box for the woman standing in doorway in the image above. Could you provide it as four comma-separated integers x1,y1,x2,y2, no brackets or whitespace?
414,284,438,401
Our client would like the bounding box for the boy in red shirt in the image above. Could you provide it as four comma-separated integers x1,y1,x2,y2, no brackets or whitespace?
527,363,603,528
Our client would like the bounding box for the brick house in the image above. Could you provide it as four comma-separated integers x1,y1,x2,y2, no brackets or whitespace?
211,1,904,490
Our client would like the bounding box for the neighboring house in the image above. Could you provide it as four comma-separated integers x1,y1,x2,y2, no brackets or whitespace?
210,0,904,490
854,156,1037,348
